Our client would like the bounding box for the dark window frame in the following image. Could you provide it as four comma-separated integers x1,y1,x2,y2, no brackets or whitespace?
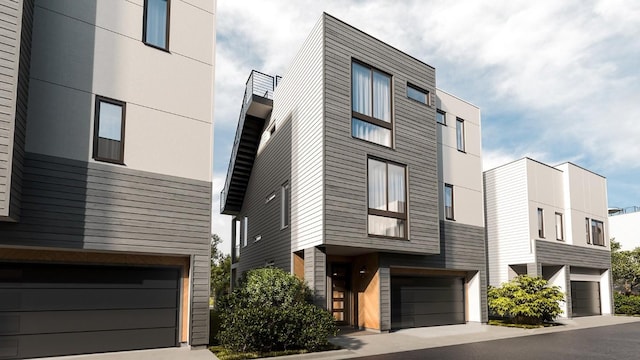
142,0,171,52
444,183,455,220
351,59,394,147
555,212,564,241
281,182,290,229
366,156,407,240
456,117,465,152
93,95,126,165
591,219,605,246
436,109,446,125
585,217,591,244
537,208,545,238
406,83,430,105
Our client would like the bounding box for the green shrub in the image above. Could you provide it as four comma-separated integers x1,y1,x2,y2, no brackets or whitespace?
217,267,337,353
488,275,564,325
209,309,221,345
614,293,640,315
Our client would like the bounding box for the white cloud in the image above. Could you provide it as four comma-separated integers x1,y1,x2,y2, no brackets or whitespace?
214,0,640,212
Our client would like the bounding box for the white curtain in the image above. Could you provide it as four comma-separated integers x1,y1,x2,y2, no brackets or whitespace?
387,164,405,213
352,63,371,116
373,71,390,122
368,215,404,237
146,0,167,47
368,159,386,210
352,119,391,147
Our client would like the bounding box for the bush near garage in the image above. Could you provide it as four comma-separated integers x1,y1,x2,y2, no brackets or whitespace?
614,293,640,315
217,267,338,353
488,275,564,325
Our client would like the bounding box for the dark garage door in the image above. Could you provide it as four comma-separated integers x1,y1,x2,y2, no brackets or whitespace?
391,276,465,329
0,263,180,359
571,281,601,317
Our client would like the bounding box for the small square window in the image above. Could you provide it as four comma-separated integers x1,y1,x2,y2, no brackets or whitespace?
407,83,429,105
93,96,126,164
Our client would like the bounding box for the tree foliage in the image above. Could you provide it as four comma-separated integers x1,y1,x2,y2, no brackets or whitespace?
611,239,640,295
217,267,337,353
210,234,231,308
488,275,564,325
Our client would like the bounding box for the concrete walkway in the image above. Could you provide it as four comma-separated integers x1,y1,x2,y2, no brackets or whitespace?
35,347,215,360
270,315,640,360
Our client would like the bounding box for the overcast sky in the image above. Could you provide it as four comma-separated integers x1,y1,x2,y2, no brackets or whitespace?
211,0,640,254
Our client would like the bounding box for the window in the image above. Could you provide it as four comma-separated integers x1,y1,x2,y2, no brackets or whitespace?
456,117,465,152
407,84,429,105
143,0,170,50
436,109,446,125
281,183,290,229
537,208,544,238
555,213,564,241
93,96,125,164
591,219,605,246
243,216,248,247
367,158,406,238
585,218,591,244
444,184,454,220
351,61,392,147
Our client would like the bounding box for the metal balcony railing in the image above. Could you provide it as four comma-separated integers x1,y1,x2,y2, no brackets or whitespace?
220,71,280,213
609,206,640,216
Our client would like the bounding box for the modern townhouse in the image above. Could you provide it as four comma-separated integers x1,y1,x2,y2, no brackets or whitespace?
0,1,215,358
484,158,613,318
220,13,487,332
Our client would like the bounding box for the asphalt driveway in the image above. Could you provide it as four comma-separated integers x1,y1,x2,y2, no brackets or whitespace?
352,322,640,360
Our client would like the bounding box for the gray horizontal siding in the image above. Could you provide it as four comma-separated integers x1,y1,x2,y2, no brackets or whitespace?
380,221,488,324
322,14,440,255
0,152,211,253
0,152,211,346
236,119,292,275
535,240,611,270
0,0,31,221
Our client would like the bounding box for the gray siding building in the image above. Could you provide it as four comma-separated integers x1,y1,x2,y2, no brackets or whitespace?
0,1,215,358
221,13,487,331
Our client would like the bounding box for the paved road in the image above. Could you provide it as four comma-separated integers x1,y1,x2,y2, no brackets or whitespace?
352,322,640,360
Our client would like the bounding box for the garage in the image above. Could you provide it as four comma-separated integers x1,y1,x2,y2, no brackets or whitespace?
0,262,180,359
571,281,601,317
391,276,465,329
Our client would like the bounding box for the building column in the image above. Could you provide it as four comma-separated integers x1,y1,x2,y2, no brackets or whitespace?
304,247,327,308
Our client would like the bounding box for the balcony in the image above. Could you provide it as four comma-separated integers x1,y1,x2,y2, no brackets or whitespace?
220,71,280,215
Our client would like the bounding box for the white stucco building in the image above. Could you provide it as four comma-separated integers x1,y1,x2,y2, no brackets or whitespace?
484,158,612,318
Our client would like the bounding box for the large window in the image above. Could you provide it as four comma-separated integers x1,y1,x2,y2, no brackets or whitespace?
456,117,465,152
591,219,605,246
352,61,392,147
444,184,454,220
93,96,125,164
367,158,406,238
143,0,170,50
537,208,545,238
281,183,290,229
555,212,564,241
